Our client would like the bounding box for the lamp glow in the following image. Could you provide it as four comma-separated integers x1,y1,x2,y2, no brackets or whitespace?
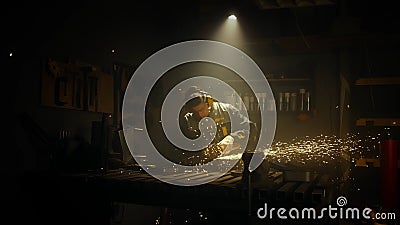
211,13,243,47
228,15,237,20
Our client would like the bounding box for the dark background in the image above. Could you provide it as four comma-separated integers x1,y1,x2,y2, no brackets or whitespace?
3,0,400,224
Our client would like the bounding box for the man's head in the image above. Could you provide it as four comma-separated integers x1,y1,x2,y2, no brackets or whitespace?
184,86,213,118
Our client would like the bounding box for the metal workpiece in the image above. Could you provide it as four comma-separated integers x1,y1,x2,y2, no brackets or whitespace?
276,182,299,202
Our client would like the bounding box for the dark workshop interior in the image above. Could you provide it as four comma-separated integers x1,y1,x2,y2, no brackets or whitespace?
5,0,400,225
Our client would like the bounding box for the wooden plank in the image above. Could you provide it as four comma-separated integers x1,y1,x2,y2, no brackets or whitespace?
355,158,400,168
182,172,221,182
356,118,400,126
355,77,400,86
254,0,335,10
221,176,242,184
225,78,311,83
211,174,235,183
151,171,224,184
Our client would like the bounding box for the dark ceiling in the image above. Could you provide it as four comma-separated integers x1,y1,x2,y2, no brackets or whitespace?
2,0,400,65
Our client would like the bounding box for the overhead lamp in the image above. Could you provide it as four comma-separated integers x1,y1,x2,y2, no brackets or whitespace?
228,14,237,20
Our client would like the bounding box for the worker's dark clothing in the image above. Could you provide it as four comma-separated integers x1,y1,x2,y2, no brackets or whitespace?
181,101,258,185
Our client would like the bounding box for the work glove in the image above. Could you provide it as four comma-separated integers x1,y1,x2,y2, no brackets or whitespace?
217,135,234,153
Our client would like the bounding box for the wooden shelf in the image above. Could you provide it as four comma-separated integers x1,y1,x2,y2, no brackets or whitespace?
355,77,400,86
268,78,311,82
41,59,114,113
355,158,400,168
355,158,380,168
225,78,311,83
356,118,400,126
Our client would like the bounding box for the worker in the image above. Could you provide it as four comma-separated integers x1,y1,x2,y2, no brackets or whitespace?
179,86,263,187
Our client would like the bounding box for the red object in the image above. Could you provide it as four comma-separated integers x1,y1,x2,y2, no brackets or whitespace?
381,139,399,209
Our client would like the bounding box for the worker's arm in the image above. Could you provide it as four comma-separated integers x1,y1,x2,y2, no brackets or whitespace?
226,103,252,140
217,104,255,152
